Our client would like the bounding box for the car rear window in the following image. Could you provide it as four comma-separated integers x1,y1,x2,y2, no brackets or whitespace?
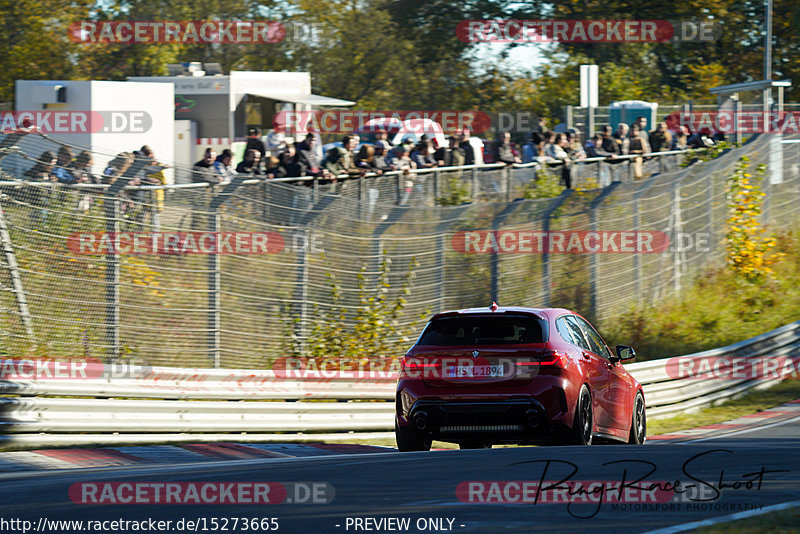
417,315,546,346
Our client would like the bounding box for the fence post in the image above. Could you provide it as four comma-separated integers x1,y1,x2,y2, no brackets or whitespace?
294,227,310,357
103,178,132,363
541,191,574,307
672,185,684,295
633,197,642,306
588,183,620,320
261,179,270,223
207,175,248,368
471,167,479,200
0,199,34,339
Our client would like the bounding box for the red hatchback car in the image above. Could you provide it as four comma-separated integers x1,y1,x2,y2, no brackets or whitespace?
395,304,646,450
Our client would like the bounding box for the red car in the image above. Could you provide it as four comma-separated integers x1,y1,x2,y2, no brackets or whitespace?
395,304,646,450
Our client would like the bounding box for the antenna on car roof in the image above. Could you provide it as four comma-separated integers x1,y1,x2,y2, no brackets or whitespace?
489,302,498,312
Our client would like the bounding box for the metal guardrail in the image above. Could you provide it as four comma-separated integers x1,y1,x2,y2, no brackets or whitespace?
0,320,798,445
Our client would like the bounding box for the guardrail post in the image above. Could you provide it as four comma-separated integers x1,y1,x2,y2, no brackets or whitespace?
433,169,440,200
207,175,248,368
103,178,132,363
504,167,513,202
471,167,479,200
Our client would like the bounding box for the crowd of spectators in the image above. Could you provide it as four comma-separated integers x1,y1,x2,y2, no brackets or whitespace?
18,116,718,213
19,144,168,224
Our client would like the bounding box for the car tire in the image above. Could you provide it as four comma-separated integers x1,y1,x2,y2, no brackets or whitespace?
628,392,646,444
395,420,432,452
459,440,493,449
571,386,593,445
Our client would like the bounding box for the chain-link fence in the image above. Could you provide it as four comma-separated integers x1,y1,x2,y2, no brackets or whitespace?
0,131,796,369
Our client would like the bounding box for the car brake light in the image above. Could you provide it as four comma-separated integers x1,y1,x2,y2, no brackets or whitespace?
514,351,568,368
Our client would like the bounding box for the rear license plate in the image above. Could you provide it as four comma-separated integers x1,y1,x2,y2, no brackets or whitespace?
448,365,504,378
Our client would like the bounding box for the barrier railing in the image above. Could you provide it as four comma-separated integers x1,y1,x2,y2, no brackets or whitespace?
1,320,797,444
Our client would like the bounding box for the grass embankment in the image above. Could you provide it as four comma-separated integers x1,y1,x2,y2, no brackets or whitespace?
693,505,800,533
601,228,800,361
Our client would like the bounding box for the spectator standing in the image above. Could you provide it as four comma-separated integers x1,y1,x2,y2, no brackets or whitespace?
600,126,618,154
547,134,573,189
236,149,262,175
372,144,394,172
628,125,647,179
24,151,56,223
435,136,464,167
492,132,521,165
613,123,630,155
192,148,221,185
374,129,392,151
214,149,236,184
71,151,95,212
245,128,267,160
325,135,364,177
272,145,307,179
459,128,476,166
355,145,384,175
52,146,75,184
295,133,330,179
672,126,689,150
648,122,672,152
410,141,437,168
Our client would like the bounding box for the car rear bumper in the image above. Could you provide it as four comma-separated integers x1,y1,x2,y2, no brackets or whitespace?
401,398,564,443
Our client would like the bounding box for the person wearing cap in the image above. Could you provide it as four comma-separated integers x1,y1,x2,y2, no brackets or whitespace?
245,128,266,160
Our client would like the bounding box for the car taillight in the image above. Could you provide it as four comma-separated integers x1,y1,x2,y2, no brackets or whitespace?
514,351,568,369
540,350,568,367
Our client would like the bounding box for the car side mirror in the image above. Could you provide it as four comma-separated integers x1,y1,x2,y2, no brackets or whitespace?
615,345,636,362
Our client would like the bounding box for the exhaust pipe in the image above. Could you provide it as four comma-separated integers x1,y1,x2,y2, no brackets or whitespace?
525,409,541,430
413,411,429,431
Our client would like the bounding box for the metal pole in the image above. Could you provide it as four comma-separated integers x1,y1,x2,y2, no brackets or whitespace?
633,198,642,307
735,97,743,146
208,208,221,368
105,198,120,362
103,178,132,363
0,200,34,339
672,186,683,295
206,175,248,368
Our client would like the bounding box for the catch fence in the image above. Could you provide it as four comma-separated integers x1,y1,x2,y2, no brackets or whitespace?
0,132,796,368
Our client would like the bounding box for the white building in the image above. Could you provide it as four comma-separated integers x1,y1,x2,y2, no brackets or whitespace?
11,80,174,182
129,67,354,178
